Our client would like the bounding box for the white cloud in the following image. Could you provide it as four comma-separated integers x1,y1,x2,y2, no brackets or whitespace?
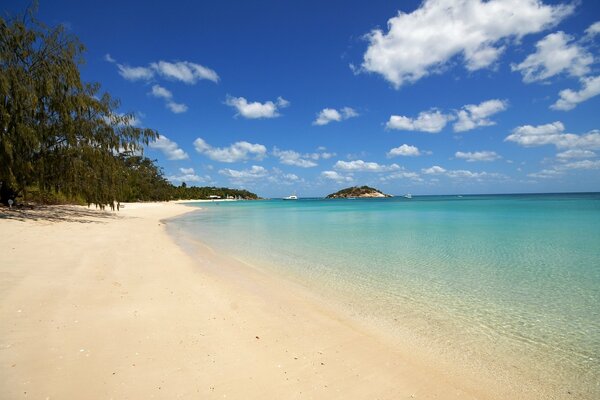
194,138,267,163
225,95,289,119
321,170,353,183
272,148,318,168
556,149,596,160
112,59,219,84
149,135,189,160
528,169,564,179
360,0,573,88
562,159,600,170
512,32,593,83
422,165,446,175
455,150,501,162
382,171,423,181
387,144,422,157
166,101,188,114
219,165,269,181
453,99,508,132
117,64,154,81
150,84,172,99
313,107,359,125
551,75,600,111
505,122,600,149
528,158,600,179
422,165,504,180
388,99,506,133
150,60,219,84
585,21,600,37
334,160,400,172
150,84,188,114
386,109,452,133
167,167,209,183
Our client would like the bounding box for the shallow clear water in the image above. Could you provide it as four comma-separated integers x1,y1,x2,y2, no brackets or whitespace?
170,193,600,397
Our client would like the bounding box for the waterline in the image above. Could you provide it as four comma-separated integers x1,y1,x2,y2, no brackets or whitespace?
170,194,600,398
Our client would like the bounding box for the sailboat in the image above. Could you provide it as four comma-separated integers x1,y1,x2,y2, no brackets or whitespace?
283,194,298,200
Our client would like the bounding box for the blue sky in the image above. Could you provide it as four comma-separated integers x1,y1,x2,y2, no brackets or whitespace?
6,0,600,196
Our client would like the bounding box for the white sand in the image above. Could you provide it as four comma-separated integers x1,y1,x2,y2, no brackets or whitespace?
0,202,492,399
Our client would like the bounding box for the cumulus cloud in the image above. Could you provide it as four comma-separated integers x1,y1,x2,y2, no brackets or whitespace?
529,158,600,179
453,99,508,132
225,95,289,119
505,122,600,149
455,150,501,162
108,57,219,84
219,165,269,182
585,21,600,37
167,167,209,183
360,0,573,88
556,149,596,160
386,109,452,133
387,144,423,157
166,102,188,114
150,61,219,84
313,107,359,125
272,148,317,168
387,99,506,133
117,64,154,81
321,170,353,183
334,160,400,172
512,32,593,83
551,75,600,111
150,84,188,114
422,165,446,175
150,84,172,99
194,138,267,163
149,135,189,160
422,165,504,180
382,171,423,182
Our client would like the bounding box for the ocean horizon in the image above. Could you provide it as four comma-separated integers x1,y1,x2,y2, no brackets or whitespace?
169,192,600,398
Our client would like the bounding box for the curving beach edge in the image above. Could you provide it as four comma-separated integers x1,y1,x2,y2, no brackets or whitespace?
2,202,500,399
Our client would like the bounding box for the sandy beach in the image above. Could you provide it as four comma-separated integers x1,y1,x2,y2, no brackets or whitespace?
0,202,491,399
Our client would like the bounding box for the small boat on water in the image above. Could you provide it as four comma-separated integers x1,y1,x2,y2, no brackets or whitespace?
283,194,298,200
403,193,412,199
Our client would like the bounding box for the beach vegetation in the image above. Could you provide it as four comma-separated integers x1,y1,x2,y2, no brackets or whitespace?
0,4,157,208
326,186,391,198
0,4,258,207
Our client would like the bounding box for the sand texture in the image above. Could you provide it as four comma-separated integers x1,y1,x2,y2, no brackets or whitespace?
0,202,488,399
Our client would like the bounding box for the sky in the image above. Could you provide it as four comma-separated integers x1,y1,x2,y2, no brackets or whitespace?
5,0,600,196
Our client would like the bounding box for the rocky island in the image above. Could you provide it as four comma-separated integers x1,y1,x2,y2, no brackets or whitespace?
326,186,392,199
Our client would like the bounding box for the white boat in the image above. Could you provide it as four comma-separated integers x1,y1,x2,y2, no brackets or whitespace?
283,194,298,200
403,193,412,199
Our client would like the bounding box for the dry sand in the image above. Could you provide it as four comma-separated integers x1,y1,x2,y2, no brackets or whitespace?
0,202,490,399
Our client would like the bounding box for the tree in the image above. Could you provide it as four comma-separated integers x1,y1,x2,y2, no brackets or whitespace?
0,5,158,208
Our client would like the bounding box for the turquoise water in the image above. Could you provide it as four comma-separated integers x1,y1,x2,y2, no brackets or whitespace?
170,193,600,398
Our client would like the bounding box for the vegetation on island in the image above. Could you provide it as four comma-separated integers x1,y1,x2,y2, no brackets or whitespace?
0,5,256,208
326,186,391,198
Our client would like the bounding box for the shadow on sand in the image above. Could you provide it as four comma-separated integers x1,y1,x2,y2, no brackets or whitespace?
0,204,121,223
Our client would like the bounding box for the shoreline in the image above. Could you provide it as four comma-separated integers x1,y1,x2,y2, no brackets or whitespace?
0,202,526,398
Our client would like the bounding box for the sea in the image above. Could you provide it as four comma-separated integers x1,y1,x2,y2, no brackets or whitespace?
168,193,600,398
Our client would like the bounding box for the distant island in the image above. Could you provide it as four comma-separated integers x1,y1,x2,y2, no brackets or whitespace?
326,186,392,199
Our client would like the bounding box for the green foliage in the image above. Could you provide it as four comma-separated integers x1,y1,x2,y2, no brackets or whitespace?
0,5,259,208
0,5,157,208
326,185,387,198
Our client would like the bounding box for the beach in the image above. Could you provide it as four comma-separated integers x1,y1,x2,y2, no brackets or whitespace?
0,202,489,399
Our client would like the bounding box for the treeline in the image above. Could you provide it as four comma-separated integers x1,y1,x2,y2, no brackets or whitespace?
0,5,256,208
